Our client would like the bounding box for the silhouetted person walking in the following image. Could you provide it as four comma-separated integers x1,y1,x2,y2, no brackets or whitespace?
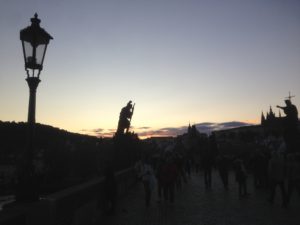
216,154,230,189
161,154,178,203
251,150,268,188
234,158,249,197
268,151,287,207
202,149,214,189
155,157,165,202
140,158,155,207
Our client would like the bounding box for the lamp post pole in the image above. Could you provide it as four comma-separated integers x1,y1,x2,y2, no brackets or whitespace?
27,77,40,124
17,14,53,202
26,76,40,173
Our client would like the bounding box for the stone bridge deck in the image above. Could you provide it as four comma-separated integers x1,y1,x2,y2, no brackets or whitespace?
100,171,300,225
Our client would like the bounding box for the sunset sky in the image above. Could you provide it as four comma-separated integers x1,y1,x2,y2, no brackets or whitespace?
0,0,299,137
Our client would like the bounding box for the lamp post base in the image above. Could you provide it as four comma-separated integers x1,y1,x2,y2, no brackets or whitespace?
15,77,41,202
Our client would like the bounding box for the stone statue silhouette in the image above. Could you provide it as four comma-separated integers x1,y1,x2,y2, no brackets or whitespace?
116,101,135,135
277,98,299,153
277,99,298,132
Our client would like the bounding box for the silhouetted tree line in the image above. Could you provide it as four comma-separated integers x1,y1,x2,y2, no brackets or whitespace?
0,121,141,195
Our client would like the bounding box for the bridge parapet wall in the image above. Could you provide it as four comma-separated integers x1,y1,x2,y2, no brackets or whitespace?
0,167,136,225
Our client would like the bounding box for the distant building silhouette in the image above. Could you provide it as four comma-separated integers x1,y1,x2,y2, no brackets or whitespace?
187,123,200,137
261,106,284,131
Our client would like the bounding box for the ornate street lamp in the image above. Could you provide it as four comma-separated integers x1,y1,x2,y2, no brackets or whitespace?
20,13,53,124
17,13,53,201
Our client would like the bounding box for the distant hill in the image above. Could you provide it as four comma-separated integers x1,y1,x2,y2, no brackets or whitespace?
0,121,99,162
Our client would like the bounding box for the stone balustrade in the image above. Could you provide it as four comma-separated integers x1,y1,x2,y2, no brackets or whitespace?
0,167,137,225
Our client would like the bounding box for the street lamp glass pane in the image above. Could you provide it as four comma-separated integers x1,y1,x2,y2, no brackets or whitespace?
24,41,33,63
36,44,46,65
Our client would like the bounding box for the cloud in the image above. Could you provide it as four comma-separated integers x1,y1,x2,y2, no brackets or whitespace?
137,126,186,138
136,126,152,130
195,121,252,133
196,122,215,126
81,128,115,137
108,129,116,132
92,128,103,133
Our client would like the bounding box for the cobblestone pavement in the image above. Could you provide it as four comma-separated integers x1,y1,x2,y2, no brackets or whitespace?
101,171,300,225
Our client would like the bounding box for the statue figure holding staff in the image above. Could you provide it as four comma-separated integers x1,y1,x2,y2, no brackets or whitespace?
277,93,299,153
116,101,135,135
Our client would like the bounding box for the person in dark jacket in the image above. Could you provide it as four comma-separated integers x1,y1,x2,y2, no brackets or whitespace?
234,158,249,197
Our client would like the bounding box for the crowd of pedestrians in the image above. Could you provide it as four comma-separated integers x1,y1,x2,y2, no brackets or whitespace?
134,135,300,210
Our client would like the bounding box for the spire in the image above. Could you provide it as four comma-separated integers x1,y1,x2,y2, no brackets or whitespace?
269,106,275,118
188,122,191,133
261,111,266,125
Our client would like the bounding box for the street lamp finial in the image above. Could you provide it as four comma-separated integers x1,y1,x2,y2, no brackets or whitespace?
31,13,40,26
